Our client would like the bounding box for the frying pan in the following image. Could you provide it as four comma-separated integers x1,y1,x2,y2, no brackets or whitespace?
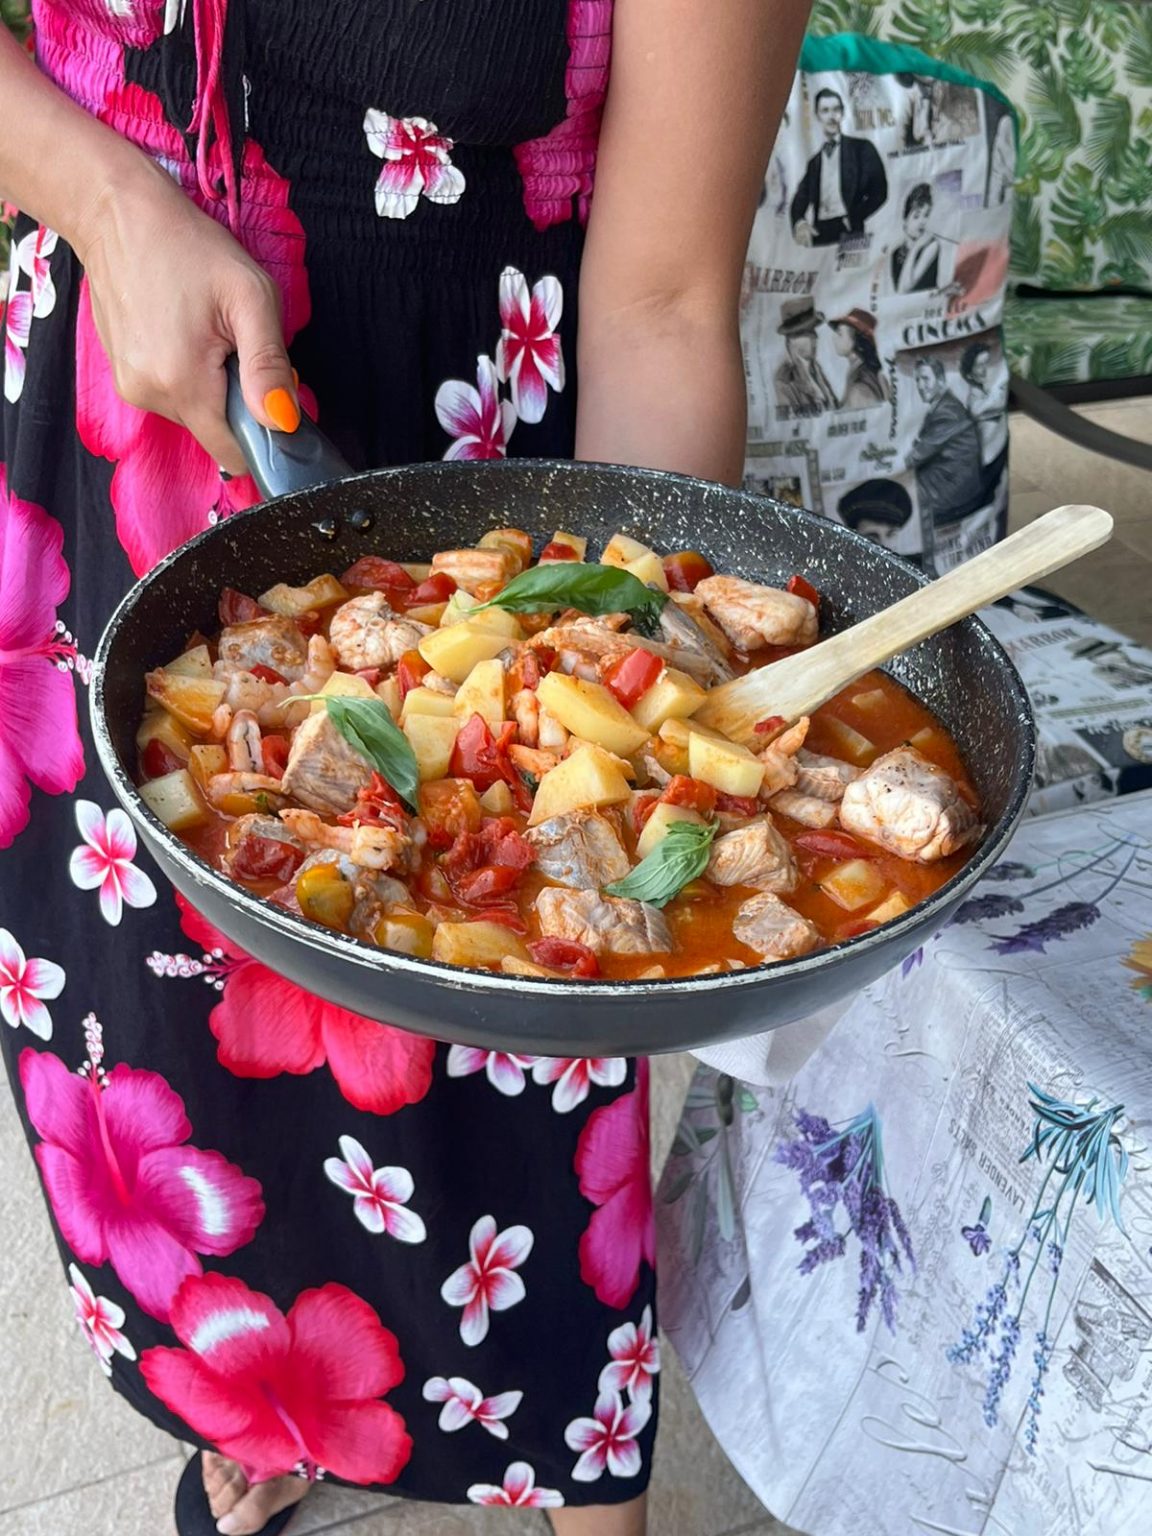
90,384,1035,1056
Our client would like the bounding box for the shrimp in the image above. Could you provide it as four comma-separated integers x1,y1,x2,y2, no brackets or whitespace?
757,716,810,796
278,809,407,871
537,705,568,751
256,635,337,728
328,594,430,671
205,772,287,808
227,710,263,771
513,689,539,746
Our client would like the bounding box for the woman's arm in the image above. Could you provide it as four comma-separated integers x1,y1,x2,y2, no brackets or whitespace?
576,0,812,485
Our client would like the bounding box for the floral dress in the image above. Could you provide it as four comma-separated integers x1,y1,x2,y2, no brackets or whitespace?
0,0,658,1510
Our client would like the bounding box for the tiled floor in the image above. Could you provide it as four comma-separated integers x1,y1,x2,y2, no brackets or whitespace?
1,399,1148,1536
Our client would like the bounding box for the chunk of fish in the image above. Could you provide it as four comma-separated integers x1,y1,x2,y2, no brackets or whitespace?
768,789,838,829
431,548,516,594
218,615,310,681
205,772,287,808
839,747,982,863
656,601,734,685
695,575,818,651
794,748,858,802
328,593,432,671
280,709,373,815
707,816,797,893
214,634,336,728
526,810,631,889
529,619,716,685
733,893,821,960
536,887,672,955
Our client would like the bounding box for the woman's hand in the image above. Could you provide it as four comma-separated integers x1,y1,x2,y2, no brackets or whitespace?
79,166,298,475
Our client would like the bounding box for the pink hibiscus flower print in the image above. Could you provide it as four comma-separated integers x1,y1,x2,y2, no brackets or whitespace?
435,355,517,461
174,896,436,1117
141,1272,413,1485
574,1060,655,1309
598,1304,660,1405
363,109,466,219
16,225,58,320
467,1461,565,1508
19,1015,265,1321
68,800,158,926
422,1375,522,1438
0,927,64,1040
532,1055,626,1114
68,1263,137,1377
564,1391,652,1482
441,1215,534,1346
0,465,86,848
496,268,564,424
446,1046,539,1097
323,1135,426,1243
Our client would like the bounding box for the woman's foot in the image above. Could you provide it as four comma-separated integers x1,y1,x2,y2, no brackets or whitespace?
201,1452,310,1535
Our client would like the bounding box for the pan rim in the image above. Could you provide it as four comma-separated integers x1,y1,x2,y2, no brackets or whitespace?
91,458,1036,1000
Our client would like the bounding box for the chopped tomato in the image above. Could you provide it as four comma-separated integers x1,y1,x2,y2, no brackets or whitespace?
340,556,417,598
604,648,663,709
249,663,287,685
230,835,305,884
141,738,184,779
793,830,878,861
403,571,456,607
454,864,522,904
663,550,714,593
753,714,786,737
418,778,484,848
449,714,533,812
539,540,579,561
218,587,264,625
260,734,290,778
659,775,718,817
295,611,323,638
466,906,528,934
528,937,601,978
354,667,382,687
396,649,431,699
715,792,760,817
787,573,821,609
509,649,543,692
339,771,408,831
417,862,454,904
632,793,661,833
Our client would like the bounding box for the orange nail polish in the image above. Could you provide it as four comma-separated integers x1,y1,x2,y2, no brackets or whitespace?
264,387,300,434
291,367,300,388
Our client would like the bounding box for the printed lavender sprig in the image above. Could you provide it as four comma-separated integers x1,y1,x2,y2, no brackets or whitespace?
947,1083,1130,1450
961,1195,993,1256
979,836,1142,954
775,1104,915,1334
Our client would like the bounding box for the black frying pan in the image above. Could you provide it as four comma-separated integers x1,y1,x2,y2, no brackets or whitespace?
90,379,1034,1056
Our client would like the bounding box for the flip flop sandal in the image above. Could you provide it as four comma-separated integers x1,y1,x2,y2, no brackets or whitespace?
175,1455,302,1536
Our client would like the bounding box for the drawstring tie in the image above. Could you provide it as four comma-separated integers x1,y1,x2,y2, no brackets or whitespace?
188,0,241,232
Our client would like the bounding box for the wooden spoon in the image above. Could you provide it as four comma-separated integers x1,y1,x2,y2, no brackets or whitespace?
692,503,1114,746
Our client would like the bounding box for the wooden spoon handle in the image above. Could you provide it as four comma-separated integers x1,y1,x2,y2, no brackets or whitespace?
694,504,1113,744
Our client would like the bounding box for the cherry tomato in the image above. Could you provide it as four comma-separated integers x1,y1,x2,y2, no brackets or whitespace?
603,648,663,710
340,557,417,603
396,649,431,699
632,793,661,834
230,835,305,884
528,938,601,978
787,573,821,609
449,714,532,811
141,738,185,779
793,830,877,861
454,864,523,904
659,775,718,817
404,571,456,607
339,771,408,831
218,587,264,625
249,663,287,685
418,778,484,848
260,734,290,778
662,551,714,593
715,792,760,817
539,540,580,561
466,907,528,933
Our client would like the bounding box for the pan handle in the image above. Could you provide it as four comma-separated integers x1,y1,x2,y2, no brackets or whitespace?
225,356,353,500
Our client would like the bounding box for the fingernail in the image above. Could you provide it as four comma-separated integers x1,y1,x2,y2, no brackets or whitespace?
264,387,300,434
215,1518,240,1536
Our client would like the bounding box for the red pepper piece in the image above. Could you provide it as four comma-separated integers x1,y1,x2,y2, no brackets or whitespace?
662,550,714,593
403,571,456,607
528,937,601,978
539,540,580,561
396,649,431,699
793,830,878,861
715,792,760,817
249,663,288,685
603,648,663,710
787,573,821,609
260,734,290,778
141,739,184,780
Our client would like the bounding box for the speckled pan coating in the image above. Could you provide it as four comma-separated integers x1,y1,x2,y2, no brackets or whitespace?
91,460,1035,1056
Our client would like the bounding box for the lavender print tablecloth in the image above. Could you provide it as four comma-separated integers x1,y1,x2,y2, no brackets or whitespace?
657,791,1152,1536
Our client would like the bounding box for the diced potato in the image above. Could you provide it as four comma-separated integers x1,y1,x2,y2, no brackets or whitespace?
651,737,690,778
375,677,403,717
659,716,726,747
601,532,653,569
432,921,529,969
145,671,226,736
907,725,952,766
537,672,649,757
400,686,458,723
136,708,193,762
401,563,432,582
259,573,347,616
138,768,210,831
636,965,668,979
866,890,912,924
405,602,447,627
439,589,525,638
543,530,587,561
454,658,505,730
310,671,377,714
821,717,877,767
528,745,633,825
848,687,887,715
418,622,513,683
478,528,532,572
502,955,564,978
165,644,213,679
480,781,515,815
631,667,707,733
821,859,888,912
564,743,637,780
688,732,764,798
624,551,669,593
403,715,459,782
188,743,228,789
636,802,706,861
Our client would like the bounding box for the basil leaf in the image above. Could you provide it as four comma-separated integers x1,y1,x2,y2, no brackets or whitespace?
604,819,718,908
473,563,669,635
302,695,421,812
